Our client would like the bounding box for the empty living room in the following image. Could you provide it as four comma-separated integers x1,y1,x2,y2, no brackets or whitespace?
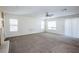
0,6,79,53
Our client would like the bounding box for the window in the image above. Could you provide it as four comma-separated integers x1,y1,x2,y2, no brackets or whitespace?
48,21,56,30
9,19,18,32
41,21,45,30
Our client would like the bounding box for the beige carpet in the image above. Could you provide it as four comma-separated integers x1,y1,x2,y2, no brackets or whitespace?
6,32,79,53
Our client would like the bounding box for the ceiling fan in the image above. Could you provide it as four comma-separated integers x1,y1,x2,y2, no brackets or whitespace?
45,12,54,17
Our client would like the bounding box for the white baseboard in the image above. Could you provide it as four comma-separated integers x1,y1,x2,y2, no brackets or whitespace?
46,31,64,35
5,31,44,38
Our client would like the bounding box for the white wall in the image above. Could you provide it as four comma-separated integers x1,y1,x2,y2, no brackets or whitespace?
45,18,65,35
5,13,79,38
4,14,44,38
46,14,79,36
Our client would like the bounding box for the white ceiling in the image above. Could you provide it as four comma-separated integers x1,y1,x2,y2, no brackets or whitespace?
0,6,79,17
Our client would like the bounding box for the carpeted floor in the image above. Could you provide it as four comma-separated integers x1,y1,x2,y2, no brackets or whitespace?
6,32,79,53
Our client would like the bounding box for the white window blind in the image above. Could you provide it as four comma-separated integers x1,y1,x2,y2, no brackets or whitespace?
9,19,18,32
41,21,45,29
48,21,56,30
